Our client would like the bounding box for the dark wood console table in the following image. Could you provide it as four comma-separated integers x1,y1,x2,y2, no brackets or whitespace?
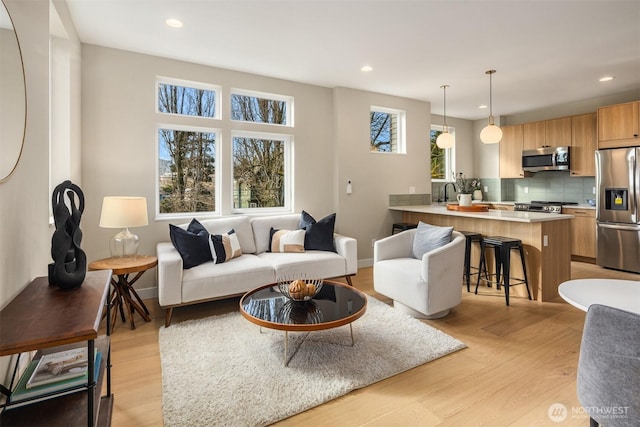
0,270,113,426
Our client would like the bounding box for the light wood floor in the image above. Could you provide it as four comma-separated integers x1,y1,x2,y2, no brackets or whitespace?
106,262,639,426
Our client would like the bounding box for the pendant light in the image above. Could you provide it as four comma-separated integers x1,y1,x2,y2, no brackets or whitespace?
480,69,503,144
436,84,454,149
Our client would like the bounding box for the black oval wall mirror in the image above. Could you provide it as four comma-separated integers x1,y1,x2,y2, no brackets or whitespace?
0,0,26,183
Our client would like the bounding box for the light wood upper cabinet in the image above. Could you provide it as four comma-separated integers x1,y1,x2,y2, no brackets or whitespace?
523,117,571,150
598,101,640,148
562,207,596,259
499,124,524,178
571,113,597,177
523,121,545,150
545,117,572,147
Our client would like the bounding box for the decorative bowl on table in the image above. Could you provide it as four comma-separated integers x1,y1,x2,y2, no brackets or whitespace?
277,277,324,302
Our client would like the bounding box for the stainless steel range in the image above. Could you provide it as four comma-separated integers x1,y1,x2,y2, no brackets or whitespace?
514,201,578,214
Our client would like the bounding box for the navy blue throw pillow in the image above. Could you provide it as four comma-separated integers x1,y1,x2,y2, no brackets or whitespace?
299,210,336,252
169,219,212,269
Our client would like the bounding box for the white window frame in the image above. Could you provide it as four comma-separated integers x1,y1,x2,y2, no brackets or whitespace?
231,130,293,214
156,123,222,220
430,124,455,182
370,106,406,154
230,88,294,127
156,76,222,120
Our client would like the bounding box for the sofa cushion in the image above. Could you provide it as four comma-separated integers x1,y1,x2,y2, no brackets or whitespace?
196,216,256,254
257,250,347,281
299,211,336,252
250,214,301,254
181,254,275,303
210,229,242,263
169,221,212,269
268,228,305,253
412,222,453,259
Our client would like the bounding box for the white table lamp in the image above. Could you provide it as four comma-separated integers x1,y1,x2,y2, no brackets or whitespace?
99,196,148,258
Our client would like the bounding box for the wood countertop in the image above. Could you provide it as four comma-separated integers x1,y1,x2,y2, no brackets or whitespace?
389,205,573,223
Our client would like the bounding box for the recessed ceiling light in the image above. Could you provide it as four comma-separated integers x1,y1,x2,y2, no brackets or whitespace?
479,105,488,109
166,18,183,28
361,65,373,72
599,76,614,82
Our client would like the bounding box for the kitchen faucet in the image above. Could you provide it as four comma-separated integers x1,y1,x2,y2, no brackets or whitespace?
443,182,456,202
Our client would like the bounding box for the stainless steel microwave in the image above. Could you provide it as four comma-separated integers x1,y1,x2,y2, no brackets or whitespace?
522,146,570,172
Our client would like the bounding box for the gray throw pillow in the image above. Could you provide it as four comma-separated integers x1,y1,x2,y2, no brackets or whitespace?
412,222,453,259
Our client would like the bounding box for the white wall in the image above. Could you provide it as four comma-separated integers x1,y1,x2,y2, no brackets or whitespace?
0,0,81,384
80,45,339,289
333,87,430,263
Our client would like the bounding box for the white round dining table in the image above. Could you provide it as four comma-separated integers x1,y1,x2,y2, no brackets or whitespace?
558,279,640,314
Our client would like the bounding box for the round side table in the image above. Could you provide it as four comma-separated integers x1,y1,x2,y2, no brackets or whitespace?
89,255,157,332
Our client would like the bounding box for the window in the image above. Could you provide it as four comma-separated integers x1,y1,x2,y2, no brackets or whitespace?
430,125,454,181
232,131,291,211
157,77,220,119
158,126,218,215
155,78,295,217
370,106,405,153
230,89,292,126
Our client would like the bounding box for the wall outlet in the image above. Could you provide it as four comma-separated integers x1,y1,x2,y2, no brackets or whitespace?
371,238,376,247
409,186,415,194
484,186,488,193
593,186,596,194
543,235,548,247
524,186,529,194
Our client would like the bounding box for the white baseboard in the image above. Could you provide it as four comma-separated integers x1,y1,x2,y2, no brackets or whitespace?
358,258,373,268
135,286,158,301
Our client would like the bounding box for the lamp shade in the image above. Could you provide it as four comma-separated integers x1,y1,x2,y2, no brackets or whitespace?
480,124,503,144
99,197,148,228
436,131,455,149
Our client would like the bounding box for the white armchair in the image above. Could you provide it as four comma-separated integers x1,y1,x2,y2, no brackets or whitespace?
373,229,465,319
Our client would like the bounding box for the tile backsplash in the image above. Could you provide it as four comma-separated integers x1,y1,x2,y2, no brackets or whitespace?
432,171,595,203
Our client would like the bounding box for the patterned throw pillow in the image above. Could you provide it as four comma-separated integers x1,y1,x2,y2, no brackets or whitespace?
209,229,242,264
268,228,305,253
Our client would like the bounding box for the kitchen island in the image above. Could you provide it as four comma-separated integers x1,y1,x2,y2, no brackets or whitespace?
390,205,573,302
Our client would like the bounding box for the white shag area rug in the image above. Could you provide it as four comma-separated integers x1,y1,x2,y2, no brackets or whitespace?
159,295,465,427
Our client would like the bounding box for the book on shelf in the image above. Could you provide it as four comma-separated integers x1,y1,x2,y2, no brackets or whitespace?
27,347,90,389
8,351,102,406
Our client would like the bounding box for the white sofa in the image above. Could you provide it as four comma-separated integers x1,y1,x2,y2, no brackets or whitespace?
373,229,465,319
157,213,357,326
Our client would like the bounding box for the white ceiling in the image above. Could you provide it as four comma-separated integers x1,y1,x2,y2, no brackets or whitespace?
65,0,640,120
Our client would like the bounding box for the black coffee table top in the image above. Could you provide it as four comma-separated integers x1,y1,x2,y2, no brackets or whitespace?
239,280,367,332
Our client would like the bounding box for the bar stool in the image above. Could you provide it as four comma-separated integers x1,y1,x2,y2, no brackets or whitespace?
475,236,532,306
391,222,418,235
460,231,483,292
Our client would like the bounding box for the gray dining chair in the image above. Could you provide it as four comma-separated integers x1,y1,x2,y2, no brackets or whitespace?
577,304,640,426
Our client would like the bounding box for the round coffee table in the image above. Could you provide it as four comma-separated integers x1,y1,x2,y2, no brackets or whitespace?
239,280,367,366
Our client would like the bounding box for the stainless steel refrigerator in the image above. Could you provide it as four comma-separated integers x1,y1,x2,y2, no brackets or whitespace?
595,147,640,273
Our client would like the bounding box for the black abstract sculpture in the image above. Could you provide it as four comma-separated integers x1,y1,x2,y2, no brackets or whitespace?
48,180,87,289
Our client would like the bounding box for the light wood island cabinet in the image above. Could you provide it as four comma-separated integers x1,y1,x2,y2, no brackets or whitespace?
391,205,572,302
598,101,640,148
499,124,524,178
562,207,596,260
